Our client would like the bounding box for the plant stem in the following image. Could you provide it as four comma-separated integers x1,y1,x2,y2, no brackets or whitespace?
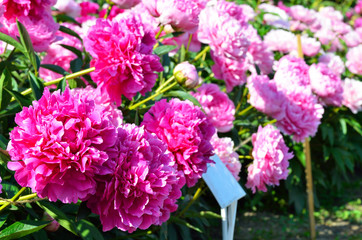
0,187,27,211
129,82,177,110
178,185,205,217
192,46,210,63
239,155,253,159
238,105,253,116
263,119,277,126
155,25,165,39
10,67,96,102
156,76,175,93
0,193,38,205
233,136,252,151
186,34,193,53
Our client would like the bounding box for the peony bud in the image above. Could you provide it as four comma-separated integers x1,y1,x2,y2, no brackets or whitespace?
43,212,60,232
173,61,199,89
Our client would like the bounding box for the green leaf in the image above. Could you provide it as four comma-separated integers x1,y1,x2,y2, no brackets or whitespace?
339,118,347,135
40,64,68,75
76,219,104,240
0,68,12,111
37,202,79,236
28,72,44,101
60,44,82,59
67,78,77,89
166,91,201,108
0,134,8,150
179,45,186,62
0,32,24,53
76,202,91,222
54,14,80,26
0,214,8,229
170,217,202,233
0,220,49,240
70,58,83,73
153,45,177,56
159,32,184,40
16,20,37,72
4,88,32,107
59,26,82,41
56,77,67,92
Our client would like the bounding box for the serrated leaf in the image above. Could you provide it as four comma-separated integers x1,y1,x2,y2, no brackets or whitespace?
0,32,24,53
60,44,82,59
29,72,44,100
0,220,49,240
16,20,37,72
59,26,82,41
57,77,67,92
0,68,12,111
37,202,79,236
153,45,177,56
40,64,68,75
4,88,33,107
166,91,201,108
76,219,104,240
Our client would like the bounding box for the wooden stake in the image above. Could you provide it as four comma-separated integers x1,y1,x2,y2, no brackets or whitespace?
297,34,316,240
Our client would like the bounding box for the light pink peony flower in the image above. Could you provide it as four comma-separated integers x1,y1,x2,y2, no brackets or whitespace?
54,0,81,18
142,0,207,33
264,29,296,53
246,125,293,193
247,75,286,120
309,63,343,106
319,53,345,76
111,0,141,9
87,124,184,233
174,61,199,89
191,83,235,133
238,4,256,22
142,99,215,187
300,35,321,57
342,78,362,114
7,88,118,203
258,3,290,29
346,45,362,75
210,134,241,181
84,15,163,106
289,5,318,31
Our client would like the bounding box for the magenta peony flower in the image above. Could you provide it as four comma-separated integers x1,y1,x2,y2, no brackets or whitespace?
87,124,184,233
142,99,215,187
191,83,235,133
76,2,99,23
7,88,118,203
54,0,81,18
111,0,141,9
342,78,362,114
173,61,199,89
84,15,163,106
346,45,362,75
319,53,345,76
210,134,241,181
247,75,286,120
246,125,293,193
309,63,343,106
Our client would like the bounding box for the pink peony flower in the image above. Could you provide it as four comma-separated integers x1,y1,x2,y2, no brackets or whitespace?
342,78,362,114
99,6,124,20
54,0,81,18
238,4,256,22
173,61,199,89
309,63,343,106
110,0,141,9
210,134,241,181
300,35,321,57
162,32,201,54
289,5,318,31
84,15,163,106
247,75,286,120
7,88,118,203
142,0,207,33
87,124,184,233
258,3,290,29
346,45,362,75
191,83,235,133
142,99,215,187
76,2,99,23
355,18,362,28
319,53,345,76
356,0,362,14
264,29,296,53
246,125,293,193
43,212,60,232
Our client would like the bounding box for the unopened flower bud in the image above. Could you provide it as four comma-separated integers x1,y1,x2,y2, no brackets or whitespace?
43,212,60,232
173,61,199,89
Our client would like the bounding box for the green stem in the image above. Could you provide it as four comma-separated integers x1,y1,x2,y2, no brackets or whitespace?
155,25,165,39
156,76,175,93
263,119,277,126
0,193,38,205
239,155,253,159
178,185,205,217
104,4,113,19
0,187,27,211
238,105,254,116
192,46,210,63
129,82,177,110
10,67,96,102
186,34,193,53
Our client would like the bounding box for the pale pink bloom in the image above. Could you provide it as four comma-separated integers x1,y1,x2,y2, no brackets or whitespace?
342,78,362,114
332,20,352,35
210,134,241,181
346,45,362,75
174,61,199,89
314,29,342,52
289,5,318,31
7,88,118,203
87,124,183,233
84,16,163,106
142,0,207,33
247,75,286,120
111,0,141,9
239,4,256,22
246,125,293,193
191,83,235,133
277,1,290,13
309,63,343,106
319,53,345,76
300,35,321,57
40,23,83,82
142,99,215,187
342,30,361,48
264,29,296,53
258,3,290,29
319,6,343,22
54,0,81,18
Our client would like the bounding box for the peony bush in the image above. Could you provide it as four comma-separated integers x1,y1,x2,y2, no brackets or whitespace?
0,0,361,239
